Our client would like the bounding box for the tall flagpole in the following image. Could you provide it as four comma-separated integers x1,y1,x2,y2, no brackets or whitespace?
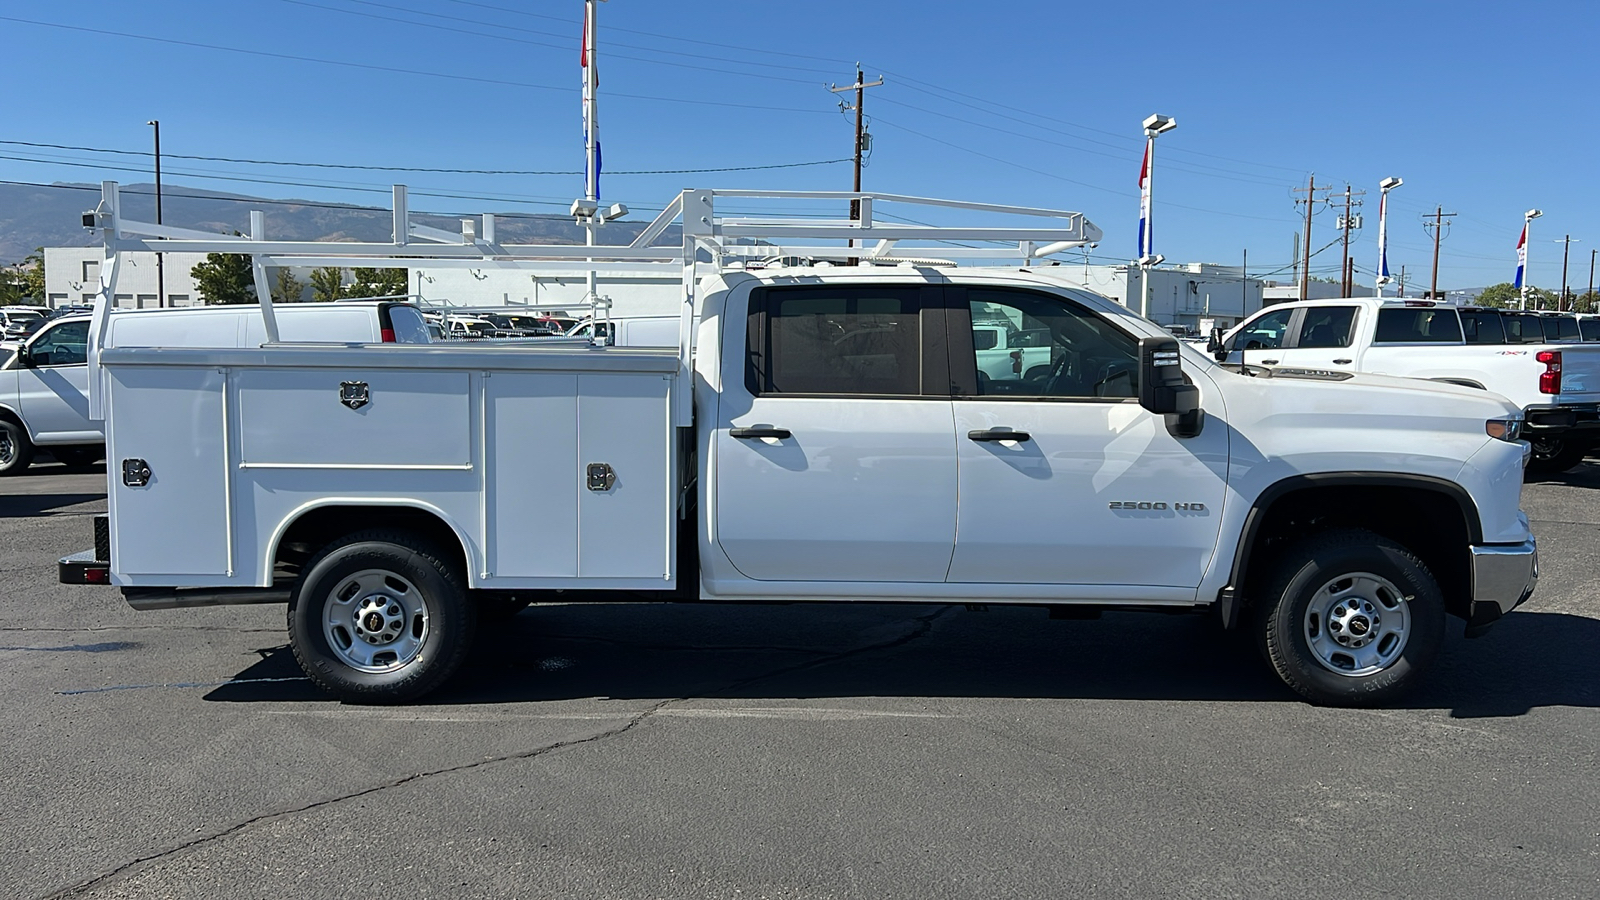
582,0,601,311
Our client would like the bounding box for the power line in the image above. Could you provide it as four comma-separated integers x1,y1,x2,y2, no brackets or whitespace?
0,15,833,115
0,140,849,176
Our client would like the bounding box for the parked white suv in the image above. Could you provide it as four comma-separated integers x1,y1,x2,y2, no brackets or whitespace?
0,301,430,475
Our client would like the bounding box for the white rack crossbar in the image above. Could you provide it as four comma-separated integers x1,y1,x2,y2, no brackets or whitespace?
86,182,1102,425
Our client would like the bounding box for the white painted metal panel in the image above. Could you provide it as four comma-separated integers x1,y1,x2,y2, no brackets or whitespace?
715,398,958,582
107,365,229,576
947,396,1229,587
236,369,470,467
577,373,673,580
486,372,579,577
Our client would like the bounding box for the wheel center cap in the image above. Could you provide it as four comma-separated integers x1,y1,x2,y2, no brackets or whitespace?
1349,616,1370,636
364,612,384,631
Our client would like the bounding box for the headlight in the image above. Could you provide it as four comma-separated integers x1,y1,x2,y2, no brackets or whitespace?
1485,417,1523,442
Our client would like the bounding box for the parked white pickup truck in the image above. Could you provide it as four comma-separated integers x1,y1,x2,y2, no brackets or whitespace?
1214,297,1600,473
60,186,1538,708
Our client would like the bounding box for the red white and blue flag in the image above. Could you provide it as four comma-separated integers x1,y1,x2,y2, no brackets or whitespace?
1376,192,1390,281
582,11,601,201
1514,222,1528,289
1137,142,1151,258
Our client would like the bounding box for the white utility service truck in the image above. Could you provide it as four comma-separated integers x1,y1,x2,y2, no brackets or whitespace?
1214,297,1600,474
60,184,1538,707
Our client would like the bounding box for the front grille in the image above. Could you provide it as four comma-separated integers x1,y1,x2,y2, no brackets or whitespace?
94,515,110,563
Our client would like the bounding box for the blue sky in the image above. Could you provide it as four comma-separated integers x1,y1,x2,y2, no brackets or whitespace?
5,0,1598,290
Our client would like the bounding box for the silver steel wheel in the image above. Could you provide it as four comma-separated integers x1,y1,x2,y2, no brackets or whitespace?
1303,571,1412,676
322,568,430,673
0,431,14,467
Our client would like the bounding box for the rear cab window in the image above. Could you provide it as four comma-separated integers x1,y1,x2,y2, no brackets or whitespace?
1294,306,1359,348
747,286,932,396
1459,310,1506,344
1580,318,1600,342
1542,315,1581,342
1373,307,1463,343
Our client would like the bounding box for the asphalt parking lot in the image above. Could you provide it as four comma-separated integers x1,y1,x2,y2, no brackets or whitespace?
2,461,1597,899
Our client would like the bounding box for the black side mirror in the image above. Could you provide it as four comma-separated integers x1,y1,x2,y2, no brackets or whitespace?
1138,336,1203,438
1208,328,1229,362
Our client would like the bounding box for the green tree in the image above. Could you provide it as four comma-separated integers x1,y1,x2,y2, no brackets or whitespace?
272,268,304,304
190,253,257,304
1574,291,1598,314
1474,283,1520,308
342,267,408,299
310,267,344,303
21,247,46,301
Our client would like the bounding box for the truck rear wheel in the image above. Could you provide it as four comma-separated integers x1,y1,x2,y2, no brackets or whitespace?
288,531,475,703
1257,529,1444,706
0,420,35,476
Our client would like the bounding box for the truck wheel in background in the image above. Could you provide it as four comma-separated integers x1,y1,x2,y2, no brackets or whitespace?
1526,437,1587,476
1257,529,1444,707
288,530,476,703
52,446,103,469
0,420,35,476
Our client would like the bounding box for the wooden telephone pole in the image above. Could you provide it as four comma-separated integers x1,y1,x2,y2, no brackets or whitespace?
1292,175,1332,300
1423,207,1457,300
830,65,883,259
1337,184,1365,297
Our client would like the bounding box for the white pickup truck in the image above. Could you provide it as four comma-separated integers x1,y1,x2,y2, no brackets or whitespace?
1215,297,1600,473
60,186,1538,708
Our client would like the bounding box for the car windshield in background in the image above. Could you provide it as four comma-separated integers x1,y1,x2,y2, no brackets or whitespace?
1373,307,1463,343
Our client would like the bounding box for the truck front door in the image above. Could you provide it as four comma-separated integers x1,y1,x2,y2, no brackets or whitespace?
715,284,959,582
945,287,1229,589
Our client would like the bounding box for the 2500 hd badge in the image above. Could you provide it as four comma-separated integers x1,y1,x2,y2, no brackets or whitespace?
1108,501,1207,511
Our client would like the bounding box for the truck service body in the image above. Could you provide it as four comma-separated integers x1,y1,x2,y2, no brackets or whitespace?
61,185,1538,706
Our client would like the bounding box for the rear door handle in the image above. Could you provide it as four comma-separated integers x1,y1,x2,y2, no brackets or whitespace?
1333,358,1353,365
967,429,1031,442
730,426,791,440
1260,358,1279,365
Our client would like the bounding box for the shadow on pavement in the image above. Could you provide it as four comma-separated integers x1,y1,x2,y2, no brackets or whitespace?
0,492,105,518
203,602,1597,718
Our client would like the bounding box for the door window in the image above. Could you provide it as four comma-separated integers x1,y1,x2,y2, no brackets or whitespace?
1233,307,1295,351
27,320,90,367
1294,306,1358,348
953,288,1139,399
748,286,927,396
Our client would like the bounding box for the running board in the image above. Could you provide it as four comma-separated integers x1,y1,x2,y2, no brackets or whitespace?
122,586,292,610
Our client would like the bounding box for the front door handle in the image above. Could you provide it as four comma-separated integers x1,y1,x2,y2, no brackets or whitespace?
1333,358,1353,365
968,429,1031,442
730,426,791,440
1260,358,1280,365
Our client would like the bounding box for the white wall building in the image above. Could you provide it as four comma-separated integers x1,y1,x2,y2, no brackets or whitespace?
44,247,210,309
1261,281,1347,304
410,267,681,318
1056,262,1263,333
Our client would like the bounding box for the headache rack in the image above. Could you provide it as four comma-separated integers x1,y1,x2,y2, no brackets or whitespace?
83,182,1103,426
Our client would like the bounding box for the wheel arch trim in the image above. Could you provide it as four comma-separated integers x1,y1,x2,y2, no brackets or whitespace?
265,498,477,587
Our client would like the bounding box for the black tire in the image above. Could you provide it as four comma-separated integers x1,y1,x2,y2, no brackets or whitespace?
1257,528,1444,707
52,446,103,469
0,420,35,476
1526,436,1588,475
288,530,475,703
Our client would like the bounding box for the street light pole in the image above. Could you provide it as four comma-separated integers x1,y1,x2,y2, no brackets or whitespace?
1520,209,1542,310
1137,113,1175,320
147,120,164,308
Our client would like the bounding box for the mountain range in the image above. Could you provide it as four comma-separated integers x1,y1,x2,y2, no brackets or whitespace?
0,181,655,264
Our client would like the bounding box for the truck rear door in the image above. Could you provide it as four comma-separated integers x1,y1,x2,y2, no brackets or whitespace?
1272,304,1362,372
715,284,958,582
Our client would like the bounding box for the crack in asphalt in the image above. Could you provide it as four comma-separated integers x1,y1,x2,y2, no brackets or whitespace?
40,605,954,899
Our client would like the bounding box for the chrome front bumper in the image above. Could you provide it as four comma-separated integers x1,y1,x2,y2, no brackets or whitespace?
1466,538,1538,637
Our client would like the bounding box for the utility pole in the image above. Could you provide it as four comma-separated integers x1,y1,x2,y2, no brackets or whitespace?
1423,206,1456,300
1589,248,1596,311
1336,184,1365,298
1554,235,1579,311
1292,175,1331,300
1399,265,1407,298
830,65,883,261
1241,248,1248,313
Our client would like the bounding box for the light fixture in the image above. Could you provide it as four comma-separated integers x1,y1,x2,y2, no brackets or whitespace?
1142,114,1176,135
604,202,628,221
1380,176,1402,190
570,198,599,218
1527,209,1543,220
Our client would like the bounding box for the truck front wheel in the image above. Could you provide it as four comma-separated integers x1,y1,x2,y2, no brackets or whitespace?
0,420,35,476
1257,529,1444,706
288,531,476,703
